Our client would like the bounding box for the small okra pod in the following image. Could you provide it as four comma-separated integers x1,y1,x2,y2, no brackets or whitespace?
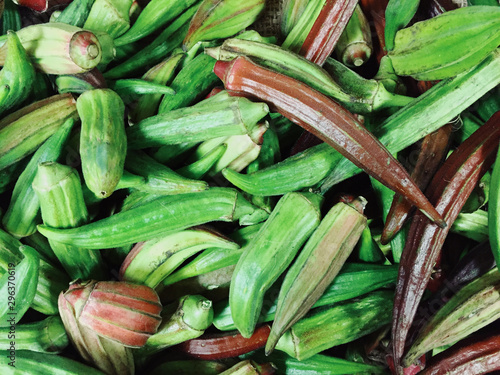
392,111,500,369
2,118,74,238
125,150,208,194
130,52,185,123
0,23,104,74
38,188,268,249
404,268,500,366
138,295,213,359
109,78,175,104
0,245,39,325
177,144,227,180
216,56,446,227
54,0,95,27
229,192,323,338
32,161,106,280
274,290,394,360
103,4,198,79
119,227,239,288
179,325,271,360
0,93,78,171
0,31,36,116
149,360,228,375
182,0,265,50
115,0,198,46
388,6,500,80
218,360,276,375
82,0,132,38
158,53,220,113
299,0,358,65
0,315,67,353
127,96,269,149
77,88,127,199
114,170,146,190
384,0,420,51
266,196,368,354
450,210,489,243
55,75,96,94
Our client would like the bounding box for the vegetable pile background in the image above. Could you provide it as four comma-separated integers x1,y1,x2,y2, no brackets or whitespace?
0,0,499,373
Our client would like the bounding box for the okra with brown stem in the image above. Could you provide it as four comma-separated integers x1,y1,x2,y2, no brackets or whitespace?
215,56,445,227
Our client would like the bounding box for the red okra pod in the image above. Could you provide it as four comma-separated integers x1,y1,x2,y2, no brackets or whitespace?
214,56,445,228
177,324,271,360
392,111,500,371
299,0,358,65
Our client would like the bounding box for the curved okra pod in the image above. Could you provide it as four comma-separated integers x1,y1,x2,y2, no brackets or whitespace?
127,96,268,149
2,118,74,238
125,150,208,194
274,290,394,360
229,192,323,338
0,93,78,171
109,79,175,104
37,187,268,249
119,228,238,288
392,111,500,369
182,0,265,50
177,144,227,180
384,0,420,51
299,0,358,65
388,6,500,80
265,197,367,354
0,31,36,116
215,56,445,227
77,88,127,199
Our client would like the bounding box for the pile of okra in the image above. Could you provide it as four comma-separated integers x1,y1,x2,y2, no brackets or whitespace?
0,0,500,373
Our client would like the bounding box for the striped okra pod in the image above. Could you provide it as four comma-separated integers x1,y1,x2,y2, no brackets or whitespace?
229,192,323,338
77,88,127,199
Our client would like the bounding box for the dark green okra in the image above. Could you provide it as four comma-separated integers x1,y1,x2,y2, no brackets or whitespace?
103,4,198,79
55,0,96,27
32,162,106,280
177,144,227,180
230,192,323,338
213,262,399,331
38,187,268,249
127,96,268,149
0,31,36,116
476,87,500,122
125,150,208,194
109,79,176,104
2,118,74,238
77,88,127,199
55,75,95,94
274,290,394,360
0,315,67,353
1,0,21,35
0,93,78,171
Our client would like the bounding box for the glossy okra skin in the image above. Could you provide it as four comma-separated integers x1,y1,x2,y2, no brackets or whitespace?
229,192,323,338
37,188,267,249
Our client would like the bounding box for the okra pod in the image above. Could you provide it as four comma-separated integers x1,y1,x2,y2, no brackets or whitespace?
218,360,276,375
127,96,268,149
266,197,367,353
392,111,500,369
281,0,309,36
177,144,227,179
53,0,95,27
451,210,489,243
38,188,267,249
2,118,74,238
82,0,132,38
230,192,323,338
216,56,445,227
0,93,78,171
384,0,420,51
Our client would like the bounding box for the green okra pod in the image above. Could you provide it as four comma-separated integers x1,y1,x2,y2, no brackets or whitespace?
266,197,368,353
103,4,197,79
23,231,59,266
0,31,36,116
32,161,106,280
451,210,489,243
213,262,399,331
77,88,127,199
335,5,372,67
274,290,394,360
158,53,219,113
0,315,67,353
54,0,95,27
384,0,420,51
37,187,268,249
83,0,132,38
0,160,28,195
125,150,208,194
0,246,39,325
218,360,275,375
230,192,323,338
1,0,21,35
152,142,199,165
183,0,265,50
130,52,185,123
55,75,95,94
2,118,74,238
109,79,175,104
177,144,227,180
127,96,268,149
476,87,500,122
281,0,309,36
0,93,78,171
114,170,146,190
119,228,239,288
489,139,500,267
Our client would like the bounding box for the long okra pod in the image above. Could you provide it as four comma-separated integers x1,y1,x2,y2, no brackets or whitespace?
392,111,500,369
38,188,267,249
216,56,445,227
